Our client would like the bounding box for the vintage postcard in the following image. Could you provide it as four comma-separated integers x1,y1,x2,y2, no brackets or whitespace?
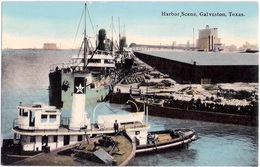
1,1,258,166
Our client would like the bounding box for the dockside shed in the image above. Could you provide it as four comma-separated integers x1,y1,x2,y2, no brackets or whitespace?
134,51,258,84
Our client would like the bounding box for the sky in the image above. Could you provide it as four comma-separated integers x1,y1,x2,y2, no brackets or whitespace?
1,1,259,49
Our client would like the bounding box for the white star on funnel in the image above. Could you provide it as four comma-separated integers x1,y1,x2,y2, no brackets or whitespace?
76,84,84,93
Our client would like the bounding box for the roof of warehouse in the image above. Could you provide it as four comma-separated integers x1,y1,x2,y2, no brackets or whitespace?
136,50,258,66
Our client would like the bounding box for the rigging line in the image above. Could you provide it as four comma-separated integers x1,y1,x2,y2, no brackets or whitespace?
75,38,93,68
73,6,85,49
113,26,118,39
73,40,85,68
108,24,112,39
112,26,118,48
88,38,95,51
86,3,96,37
86,42,101,66
111,34,119,49
105,105,118,113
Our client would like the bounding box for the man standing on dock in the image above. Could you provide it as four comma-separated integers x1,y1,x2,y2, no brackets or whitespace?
114,120,119,134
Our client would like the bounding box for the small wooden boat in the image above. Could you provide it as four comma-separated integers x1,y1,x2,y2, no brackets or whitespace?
12,132,135,166
136,128,197,154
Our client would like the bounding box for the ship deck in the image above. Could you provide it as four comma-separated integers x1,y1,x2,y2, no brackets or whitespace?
12,122,149,136
12,134,135,166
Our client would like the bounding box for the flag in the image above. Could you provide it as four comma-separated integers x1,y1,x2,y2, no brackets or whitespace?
74,77,85,94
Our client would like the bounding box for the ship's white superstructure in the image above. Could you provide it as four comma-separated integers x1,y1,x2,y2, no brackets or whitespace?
12,100,150,152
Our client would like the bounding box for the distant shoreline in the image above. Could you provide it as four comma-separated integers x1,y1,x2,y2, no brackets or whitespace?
2,48,78,51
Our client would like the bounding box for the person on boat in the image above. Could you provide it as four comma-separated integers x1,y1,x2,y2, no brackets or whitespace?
114,120,119,133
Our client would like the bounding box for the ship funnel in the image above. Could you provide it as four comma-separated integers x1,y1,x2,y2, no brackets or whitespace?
119,37,127,53
98,29,106,50
69,77,90,130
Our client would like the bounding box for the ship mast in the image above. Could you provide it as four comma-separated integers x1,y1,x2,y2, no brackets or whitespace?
83,3,88,72
118,17,121,53
111,16,113,52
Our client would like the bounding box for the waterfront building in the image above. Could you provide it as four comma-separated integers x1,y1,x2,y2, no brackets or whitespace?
134,50,258,84
43,43,58,50
197,25,221,51
239,42,259,51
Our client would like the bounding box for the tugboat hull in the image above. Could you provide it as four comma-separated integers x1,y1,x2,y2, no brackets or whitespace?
136,129,197,153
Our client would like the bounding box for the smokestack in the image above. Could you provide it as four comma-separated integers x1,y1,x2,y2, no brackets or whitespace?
69,77,88,130
98,29,106,50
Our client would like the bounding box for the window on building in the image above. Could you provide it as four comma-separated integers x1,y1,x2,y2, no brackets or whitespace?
135,131,140,135
41,114,47,123
49,115,56,123
78,135,83,141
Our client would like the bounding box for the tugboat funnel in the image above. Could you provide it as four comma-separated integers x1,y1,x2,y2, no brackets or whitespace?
69,94,86,130
69,77,87,130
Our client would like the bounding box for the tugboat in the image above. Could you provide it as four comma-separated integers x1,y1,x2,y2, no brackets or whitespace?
3,76,148,165
11,80,150,154
6,97,196,156
2,94,197,165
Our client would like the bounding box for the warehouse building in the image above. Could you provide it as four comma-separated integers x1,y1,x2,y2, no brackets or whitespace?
134,50,258,84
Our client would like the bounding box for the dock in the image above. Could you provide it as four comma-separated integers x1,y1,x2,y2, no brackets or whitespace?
109,53,258,126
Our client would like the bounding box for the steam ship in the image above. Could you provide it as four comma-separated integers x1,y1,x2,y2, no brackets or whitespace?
48,4,131,109
49,28,117,108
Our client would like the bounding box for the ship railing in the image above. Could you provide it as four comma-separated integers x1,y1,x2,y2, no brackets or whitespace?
13,122,62,131
50,63,75,72
95,50,114,56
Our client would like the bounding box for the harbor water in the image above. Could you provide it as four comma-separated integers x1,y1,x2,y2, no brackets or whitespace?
1,50,258,166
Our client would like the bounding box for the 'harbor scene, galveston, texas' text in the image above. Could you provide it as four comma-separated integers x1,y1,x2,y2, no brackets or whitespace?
1,1,258,166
